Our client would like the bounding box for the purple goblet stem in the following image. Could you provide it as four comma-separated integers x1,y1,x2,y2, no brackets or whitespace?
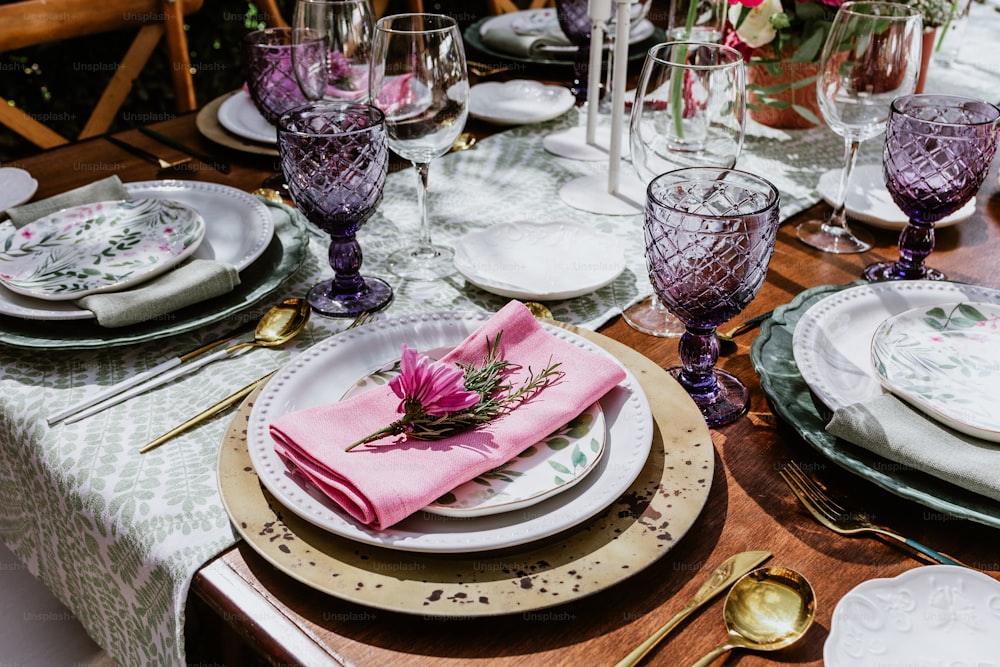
889,220,938,279
675,326,722,400
326,234,367,296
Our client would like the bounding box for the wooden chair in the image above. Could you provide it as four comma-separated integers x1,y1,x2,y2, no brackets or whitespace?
0,0,203,149
488,0,554,13
254,0,426,26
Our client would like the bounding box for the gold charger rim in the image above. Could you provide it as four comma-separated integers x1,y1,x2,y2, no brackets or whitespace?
217,324,714,617
196,92,279,157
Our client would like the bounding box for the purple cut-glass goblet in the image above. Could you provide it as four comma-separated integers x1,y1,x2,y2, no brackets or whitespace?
864,94,1000,281
645,167,780,425
555,0,592,103
244,27,323,124
278,100,392,317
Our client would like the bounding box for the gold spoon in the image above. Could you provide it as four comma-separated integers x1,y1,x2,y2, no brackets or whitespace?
524,301,553,320
451,132,477,152
691,566,815,667
60,299,312,424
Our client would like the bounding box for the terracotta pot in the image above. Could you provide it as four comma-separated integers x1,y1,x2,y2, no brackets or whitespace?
747,59,822,130
915,28,937,94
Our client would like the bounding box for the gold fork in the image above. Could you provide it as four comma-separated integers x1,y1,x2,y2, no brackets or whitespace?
139,311,376,454
779,461,968,567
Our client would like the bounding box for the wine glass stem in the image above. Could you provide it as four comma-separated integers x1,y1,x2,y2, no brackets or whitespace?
327,234,365,294
893,219,935,277
412,161,433,249
677,326,721,399
828,137,861,231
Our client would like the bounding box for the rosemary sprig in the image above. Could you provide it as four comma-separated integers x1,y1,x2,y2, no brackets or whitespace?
344,332,563,451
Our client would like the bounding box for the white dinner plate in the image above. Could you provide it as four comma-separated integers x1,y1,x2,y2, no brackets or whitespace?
0,199,205,301
217,90,277,145
454,221,626,301
817,165,975,230
792,281,1000,414
478,9,655,58
0,167,38,211
0,181,274,321
825,565,1000,666
469,80,575,125
341,357,607,518
246,311,653,553
871,302,1000,441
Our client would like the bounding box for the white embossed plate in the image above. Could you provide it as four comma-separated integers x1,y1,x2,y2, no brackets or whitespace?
792,281,1000,414
454,221,626,301
469,80,575,125
825,565,1000,666
246,311,652,553
817,165,974,230
871,302,1000,442
217,89,276,144
0,198,204,301
342,358,606,518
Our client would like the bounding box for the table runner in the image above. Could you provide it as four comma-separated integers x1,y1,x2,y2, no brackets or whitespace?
1,16,999,662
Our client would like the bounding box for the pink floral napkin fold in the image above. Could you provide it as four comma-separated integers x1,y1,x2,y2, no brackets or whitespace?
269,301,627,529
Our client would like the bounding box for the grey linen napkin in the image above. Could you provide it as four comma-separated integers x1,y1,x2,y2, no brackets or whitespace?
826,393,1000,504
4,175,240,327
479,12,571,59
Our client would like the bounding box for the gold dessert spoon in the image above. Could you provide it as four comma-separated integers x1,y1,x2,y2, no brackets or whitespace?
691,566,815,667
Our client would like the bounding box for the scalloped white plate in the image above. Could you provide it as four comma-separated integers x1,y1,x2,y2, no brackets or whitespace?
0,167,38,211
217,90,276,144
817,165,974,230
871,302,1000,442
469,80,575,125
792,281,1000,414
0,199,204,301
246,311,652,553
454,221,625,301
826,565,1000,666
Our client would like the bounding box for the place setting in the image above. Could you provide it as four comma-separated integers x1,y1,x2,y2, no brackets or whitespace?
0,173,312,349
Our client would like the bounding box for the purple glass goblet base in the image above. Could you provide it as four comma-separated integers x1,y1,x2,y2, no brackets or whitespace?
668,366,749,426
307,276,392,317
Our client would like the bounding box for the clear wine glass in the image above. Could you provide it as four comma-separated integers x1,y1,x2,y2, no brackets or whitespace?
625,41,746,337
795,1,923,254
292,0,375,102
863,94,1000,281
369,13,469,281
278,101,393,316
645,167,780,425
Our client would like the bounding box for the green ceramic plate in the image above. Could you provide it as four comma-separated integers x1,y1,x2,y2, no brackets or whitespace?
750,281,1000,528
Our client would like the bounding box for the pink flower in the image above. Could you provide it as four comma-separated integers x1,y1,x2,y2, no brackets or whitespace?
728,0,766,6
389,345,480,417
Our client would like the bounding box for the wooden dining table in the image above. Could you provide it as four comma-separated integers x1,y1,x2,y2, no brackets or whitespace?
7,25,1000,667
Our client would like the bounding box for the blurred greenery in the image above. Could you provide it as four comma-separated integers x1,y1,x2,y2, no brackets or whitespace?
0,0,499,162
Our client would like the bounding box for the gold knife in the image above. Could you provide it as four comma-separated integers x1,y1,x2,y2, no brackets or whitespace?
615,550,773,667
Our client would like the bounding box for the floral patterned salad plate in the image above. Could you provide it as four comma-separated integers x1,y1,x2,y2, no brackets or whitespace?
825,565,1000,666
343,357,606,518
871,302,1000,442
0,198,205,301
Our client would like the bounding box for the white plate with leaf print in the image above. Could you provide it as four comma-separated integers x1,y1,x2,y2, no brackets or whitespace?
871,302,1000,442
825,565,1000,666
0,198,205,301
342,357,606,518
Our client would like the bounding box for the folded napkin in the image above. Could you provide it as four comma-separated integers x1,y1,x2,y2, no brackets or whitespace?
479,11,573,58
3,176,240,327
270,301,627,529
826,394,1000,504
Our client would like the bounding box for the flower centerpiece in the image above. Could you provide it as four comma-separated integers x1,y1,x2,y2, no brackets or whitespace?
723,0,841,127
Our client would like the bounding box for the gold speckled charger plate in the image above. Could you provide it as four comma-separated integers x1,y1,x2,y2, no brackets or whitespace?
217,325,714,617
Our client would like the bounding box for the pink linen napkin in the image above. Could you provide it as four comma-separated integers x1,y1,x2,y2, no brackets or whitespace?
269,301,626,529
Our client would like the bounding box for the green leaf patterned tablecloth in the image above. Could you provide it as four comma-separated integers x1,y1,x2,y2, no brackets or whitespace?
2,17,1000,662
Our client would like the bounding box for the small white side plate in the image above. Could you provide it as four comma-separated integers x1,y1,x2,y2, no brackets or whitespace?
817,165,974,230
871,302,1000,441
454,221,625,301
469,80,575,125
0,199,205,301
217,90,277,145
0,167,39,211
825,565,1000,666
